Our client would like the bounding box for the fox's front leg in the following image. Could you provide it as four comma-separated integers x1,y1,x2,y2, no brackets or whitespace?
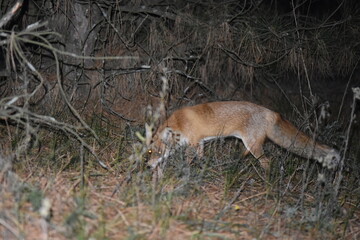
152,165,163,183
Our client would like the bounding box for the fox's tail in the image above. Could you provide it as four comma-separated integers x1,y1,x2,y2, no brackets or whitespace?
267,115,339,169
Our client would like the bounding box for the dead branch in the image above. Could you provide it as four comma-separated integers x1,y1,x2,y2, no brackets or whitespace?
0,0,24,29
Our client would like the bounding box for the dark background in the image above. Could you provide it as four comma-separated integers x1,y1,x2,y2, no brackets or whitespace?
0,1,360,239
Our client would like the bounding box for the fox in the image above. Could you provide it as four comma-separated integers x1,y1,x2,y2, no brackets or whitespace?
148,101,340,174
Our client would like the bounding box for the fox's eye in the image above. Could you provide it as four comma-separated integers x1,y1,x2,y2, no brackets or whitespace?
147,149,162,155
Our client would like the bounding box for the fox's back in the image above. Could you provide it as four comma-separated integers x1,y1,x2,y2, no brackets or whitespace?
159,101,277,142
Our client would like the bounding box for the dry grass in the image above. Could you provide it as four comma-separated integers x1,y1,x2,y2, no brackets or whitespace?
1,129,359,240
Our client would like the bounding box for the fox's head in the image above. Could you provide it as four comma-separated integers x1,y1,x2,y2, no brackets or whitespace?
147,126,166,169
147,140,167,169
147,126,180,169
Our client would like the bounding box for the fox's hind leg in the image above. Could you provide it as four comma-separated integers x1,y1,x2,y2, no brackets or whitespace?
241,136,270,171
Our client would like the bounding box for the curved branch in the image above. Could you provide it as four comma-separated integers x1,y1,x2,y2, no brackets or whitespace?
0,0,24,29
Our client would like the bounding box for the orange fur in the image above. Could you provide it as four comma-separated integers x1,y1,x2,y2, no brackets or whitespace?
149,101,339,173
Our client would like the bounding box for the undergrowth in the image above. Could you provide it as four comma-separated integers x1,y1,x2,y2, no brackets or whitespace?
0,1,359,239
1,103,360,239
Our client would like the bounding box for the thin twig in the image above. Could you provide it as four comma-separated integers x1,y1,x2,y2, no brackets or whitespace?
0,218,21,240
215,178,248,220
0,0,24,29
337,59,359,121
334,88,360,196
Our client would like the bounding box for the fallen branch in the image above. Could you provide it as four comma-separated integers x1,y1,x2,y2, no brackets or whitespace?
0,0,24,29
